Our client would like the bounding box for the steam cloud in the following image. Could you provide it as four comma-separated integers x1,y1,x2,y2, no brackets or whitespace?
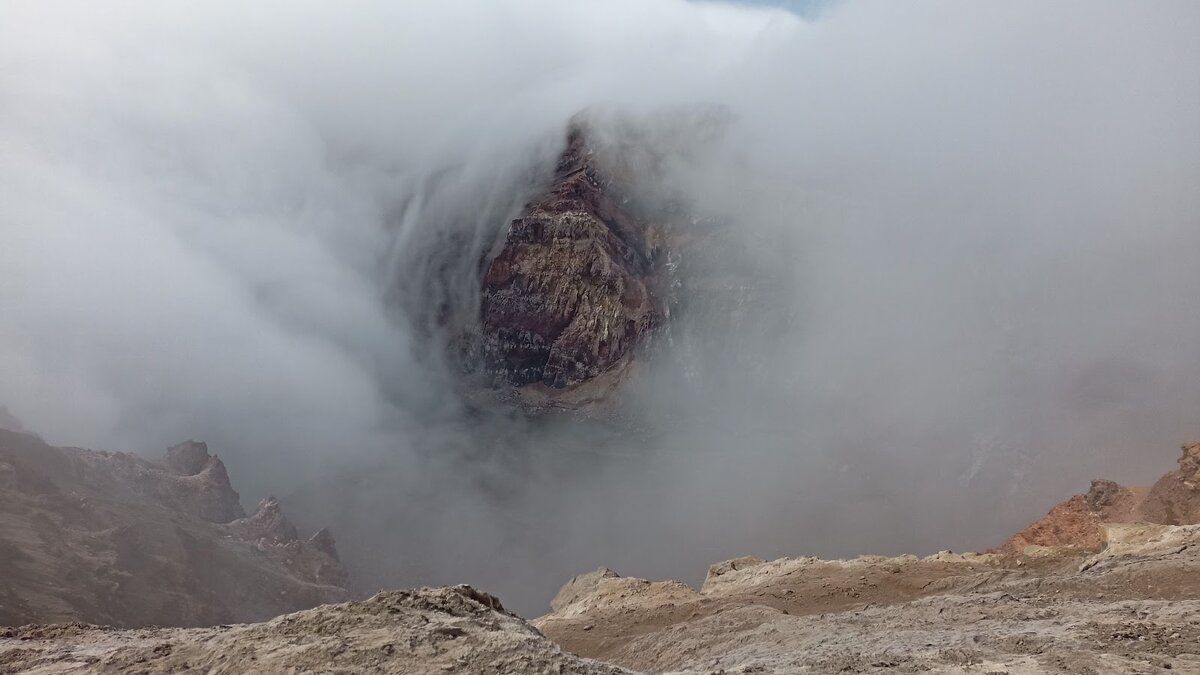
2,1,1199,614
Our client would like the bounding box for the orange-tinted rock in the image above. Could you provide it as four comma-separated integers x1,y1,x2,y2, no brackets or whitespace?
1001,479,1143,553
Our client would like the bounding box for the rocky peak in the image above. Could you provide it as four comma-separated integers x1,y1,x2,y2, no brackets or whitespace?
1179,440,1200,480
478,118,674,401
163,440,214,476
308,527,339,558
549,567,621,613
227,495,348,588
153,441,244,524
230,496,300,544
1086,478,1124,510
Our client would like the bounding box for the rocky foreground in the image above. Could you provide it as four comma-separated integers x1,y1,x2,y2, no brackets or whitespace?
536,524,1200,673
3,443,1200,673
0,586,628,675
3,527,1196,674
533,443,1200,673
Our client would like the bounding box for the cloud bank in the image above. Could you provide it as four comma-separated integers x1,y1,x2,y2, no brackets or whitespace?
2,0,1199,614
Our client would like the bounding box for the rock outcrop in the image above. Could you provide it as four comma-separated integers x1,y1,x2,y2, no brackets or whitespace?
1000,442,1200,554
228,496,349,588
478,118,674,404
228,495,297,543
0,429,348,628
1000,479,1146,554
0,586,631,675
149,440,246,524
549,567,621,614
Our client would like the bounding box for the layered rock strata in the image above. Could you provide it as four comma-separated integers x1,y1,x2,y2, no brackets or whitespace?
478,121,672,399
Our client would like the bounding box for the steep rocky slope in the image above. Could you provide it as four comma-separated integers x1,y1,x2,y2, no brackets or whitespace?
0,429,347,627
0,586,630,675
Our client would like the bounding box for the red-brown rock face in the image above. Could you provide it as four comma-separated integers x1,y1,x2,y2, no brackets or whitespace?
1000,478,1148,553
479,122,671,393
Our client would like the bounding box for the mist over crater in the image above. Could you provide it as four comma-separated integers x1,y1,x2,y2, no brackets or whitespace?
2,0,1199,616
